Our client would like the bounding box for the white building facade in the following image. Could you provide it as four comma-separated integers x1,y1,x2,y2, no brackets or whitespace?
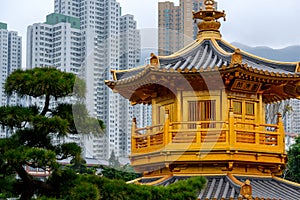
53,0,141,160
0,22,22,138
283,99,300,134
118,14,141,157
26,13,82,74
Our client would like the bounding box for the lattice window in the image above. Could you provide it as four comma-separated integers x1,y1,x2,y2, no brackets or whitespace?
233,101,242,114
188,100,216,128
245,102,254,115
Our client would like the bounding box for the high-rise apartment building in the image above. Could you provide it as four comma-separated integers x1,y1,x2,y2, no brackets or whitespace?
158,0,217,55
118,14,146,157
283,99,300,134
0,22,22,138
26,13,83,150
27,13,82,74
52,0,141,160
158,2,182,56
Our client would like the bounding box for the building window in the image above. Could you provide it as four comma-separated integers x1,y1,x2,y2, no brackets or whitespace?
246,102,254,115
233,101,242,114
188,100,216,128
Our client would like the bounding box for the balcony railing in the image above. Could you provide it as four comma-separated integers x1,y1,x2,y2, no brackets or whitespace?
131,111,285,154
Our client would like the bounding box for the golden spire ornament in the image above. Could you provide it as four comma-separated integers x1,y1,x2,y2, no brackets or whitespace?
193,0,226,38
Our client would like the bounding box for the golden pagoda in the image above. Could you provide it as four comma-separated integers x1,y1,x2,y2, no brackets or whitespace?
106,1,300,199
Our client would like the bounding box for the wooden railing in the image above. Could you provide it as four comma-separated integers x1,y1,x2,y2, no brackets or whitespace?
170,121,226,143
131,112,285,154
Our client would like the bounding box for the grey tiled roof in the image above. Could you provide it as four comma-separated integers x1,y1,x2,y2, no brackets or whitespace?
216,40,297,73
106,39,300,90
197,176,241,200
159,40,230,71
140,175,300,200
115,67,145,81
158,39,298,74
237,176,300,200
112,39,299,83
138,177,163,184
153,175,241,199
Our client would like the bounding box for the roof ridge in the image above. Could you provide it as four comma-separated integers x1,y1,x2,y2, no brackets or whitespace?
272,175,300,187
159,39,204,60
227,173,244,186
219,38,299,67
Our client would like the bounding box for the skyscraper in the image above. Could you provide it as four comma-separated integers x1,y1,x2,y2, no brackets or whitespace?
0,22,22,138
158,0,217,56
118,14,141,157
27,13,82,74
52,0,141,160
26,13,83,151
158,1,182,56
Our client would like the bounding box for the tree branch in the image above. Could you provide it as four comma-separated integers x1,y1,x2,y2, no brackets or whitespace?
41,94,50,116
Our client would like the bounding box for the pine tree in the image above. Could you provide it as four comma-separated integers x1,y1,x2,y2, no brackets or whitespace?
0,67,104,199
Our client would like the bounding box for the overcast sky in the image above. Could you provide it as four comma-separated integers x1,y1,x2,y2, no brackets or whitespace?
1,0,300,66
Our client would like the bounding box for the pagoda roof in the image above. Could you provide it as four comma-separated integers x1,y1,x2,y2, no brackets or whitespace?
107,37,300,85
105,0,300,104
134,174,300,200
158,38,298,74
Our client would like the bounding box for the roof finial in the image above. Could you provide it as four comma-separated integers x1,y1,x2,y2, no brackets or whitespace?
204,0,215,10
193,0,226,39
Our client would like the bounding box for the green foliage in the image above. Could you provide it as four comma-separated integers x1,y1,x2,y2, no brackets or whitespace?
0,67,104,199
5,68,84,98
80,175,206,200
165,177,206,200
37,171,206,200
69,182,100,200
45,169,80,198
52,103,105,135
0,175,16,198
0,106,38,129
286,136,300,183
100,165,141,182
66,157,95,175
37,197,63,200
55,142,82,160
108,150,120,168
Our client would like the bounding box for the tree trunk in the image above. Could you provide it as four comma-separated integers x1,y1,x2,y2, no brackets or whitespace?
15,165,35,200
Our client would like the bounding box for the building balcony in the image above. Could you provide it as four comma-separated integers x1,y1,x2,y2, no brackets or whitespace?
130,111,286,175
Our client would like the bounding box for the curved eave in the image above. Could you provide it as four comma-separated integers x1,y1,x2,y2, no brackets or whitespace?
106,62,300,90
237,63,300,79
111,65,148,81
217,38,300,73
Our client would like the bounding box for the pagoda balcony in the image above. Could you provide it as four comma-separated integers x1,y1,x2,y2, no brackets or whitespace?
130,111,286,173
132,120,284,154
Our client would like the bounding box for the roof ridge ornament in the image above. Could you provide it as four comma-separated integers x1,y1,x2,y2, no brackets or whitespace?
193,0,226,39
150,53,160,68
